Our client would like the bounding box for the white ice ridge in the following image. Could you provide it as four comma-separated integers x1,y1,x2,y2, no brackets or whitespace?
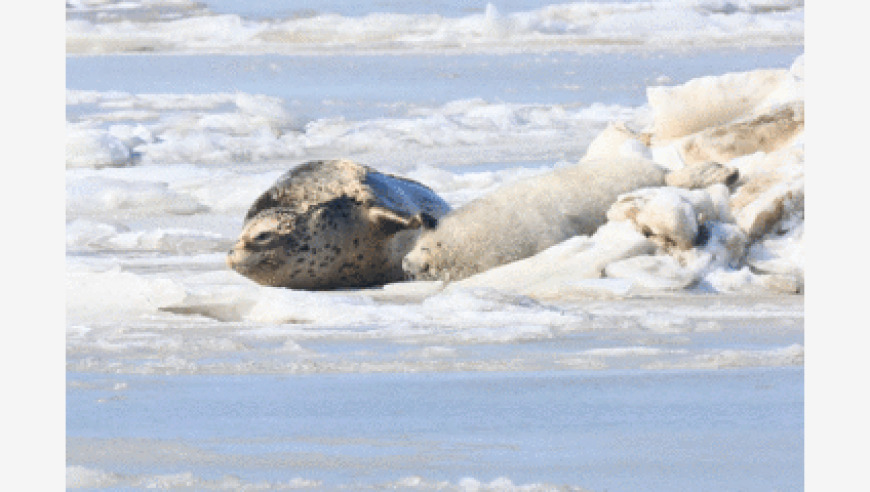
453,54,804,297
66,1,804,55
642,344,804,370
66,465,321,490
387,476,593,491
66,91,300,168
66,90,636,168
66,465,586,491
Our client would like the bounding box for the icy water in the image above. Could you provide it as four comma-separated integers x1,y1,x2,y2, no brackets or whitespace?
69,368,802,491
66,0,804,490
67,49,803,115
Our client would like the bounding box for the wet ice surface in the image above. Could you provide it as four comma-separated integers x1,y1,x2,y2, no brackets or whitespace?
68,289,803,375
68,368,802,491
66,1,803,489
67,280,803,490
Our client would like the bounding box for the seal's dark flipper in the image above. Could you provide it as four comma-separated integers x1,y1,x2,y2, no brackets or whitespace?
724,167,739,187
370,207,438,236
665,161,740,190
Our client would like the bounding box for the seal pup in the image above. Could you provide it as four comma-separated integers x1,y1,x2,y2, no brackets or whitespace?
227,159,450,289
402,158,738,282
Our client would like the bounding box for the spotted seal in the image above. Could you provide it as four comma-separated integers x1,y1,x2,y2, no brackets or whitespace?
227,159,450,289
402,158,737,282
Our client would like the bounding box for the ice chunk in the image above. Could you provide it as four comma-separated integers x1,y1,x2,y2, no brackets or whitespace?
646,69,789,140
66,466,120,489
700,221,749,269
649,142,687,172
66,176,207,218
706,183,734,223
745,220,804,292
701,264,801,294
604,254,698,291
755,53,805,114
678,101,804,166
66,128,131,168
582,121,652,161
607,186,722,250
732,174,804,239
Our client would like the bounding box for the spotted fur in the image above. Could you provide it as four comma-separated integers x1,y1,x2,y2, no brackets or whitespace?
227,159,450,289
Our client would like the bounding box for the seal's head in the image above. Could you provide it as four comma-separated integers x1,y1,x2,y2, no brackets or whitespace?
227,209,306,288
401,232,446,281
401,216,490,282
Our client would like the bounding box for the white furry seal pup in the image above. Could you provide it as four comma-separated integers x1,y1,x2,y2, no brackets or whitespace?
402,158,737,282
227,159,450,289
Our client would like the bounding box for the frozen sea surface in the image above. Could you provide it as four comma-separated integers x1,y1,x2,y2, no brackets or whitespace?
68,367,802,491
66,1,804,490
67,49,803,112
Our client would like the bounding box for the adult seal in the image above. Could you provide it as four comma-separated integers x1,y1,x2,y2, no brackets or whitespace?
227,159,450,289
402,158,737,282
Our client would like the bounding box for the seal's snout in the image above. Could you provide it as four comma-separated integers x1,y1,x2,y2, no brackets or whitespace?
402,253,430,281
226,241,246,270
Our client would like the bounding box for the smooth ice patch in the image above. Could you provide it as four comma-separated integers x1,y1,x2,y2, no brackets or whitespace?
67,265,188,321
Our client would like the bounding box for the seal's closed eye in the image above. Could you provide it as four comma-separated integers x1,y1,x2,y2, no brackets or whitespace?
418,212,438,229
252,231,274,242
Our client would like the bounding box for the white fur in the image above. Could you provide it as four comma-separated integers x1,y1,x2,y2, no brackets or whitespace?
403,157,668,281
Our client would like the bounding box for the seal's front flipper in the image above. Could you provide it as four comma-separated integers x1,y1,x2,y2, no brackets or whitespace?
666,161,739,189
369,207,439,236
